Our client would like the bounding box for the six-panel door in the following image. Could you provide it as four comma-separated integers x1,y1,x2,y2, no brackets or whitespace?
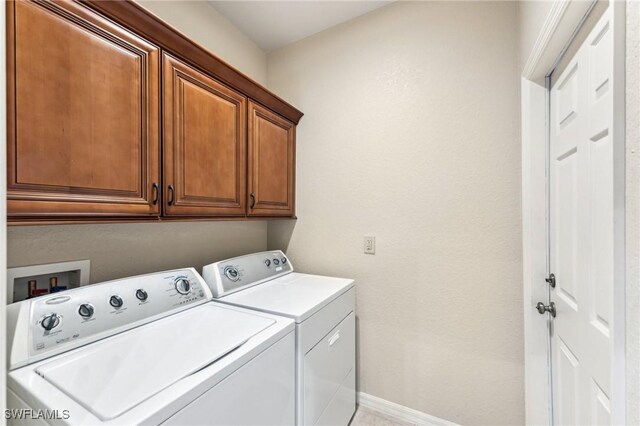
549,10,613,425
247,101,295,217
163,54,247,217
7,0,161,219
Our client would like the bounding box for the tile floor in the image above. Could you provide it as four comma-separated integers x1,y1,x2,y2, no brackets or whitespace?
350,406,415,426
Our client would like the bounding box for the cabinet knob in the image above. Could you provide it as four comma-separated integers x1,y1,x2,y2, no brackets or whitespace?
250,192,256,209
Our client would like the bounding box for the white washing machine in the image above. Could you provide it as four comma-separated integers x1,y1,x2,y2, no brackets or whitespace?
6,268,295,425
202,251,355,426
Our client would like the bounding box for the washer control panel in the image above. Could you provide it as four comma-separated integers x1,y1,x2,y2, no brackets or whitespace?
24,268,210,361
202,250,294,298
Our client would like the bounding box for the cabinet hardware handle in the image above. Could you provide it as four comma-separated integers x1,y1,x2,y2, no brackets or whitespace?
151,183,159,205
168,185,175,205
250,192,256,209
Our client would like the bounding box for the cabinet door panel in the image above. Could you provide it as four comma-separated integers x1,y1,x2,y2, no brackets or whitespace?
163,54,246,216
8,0,160,218
248,101,295,217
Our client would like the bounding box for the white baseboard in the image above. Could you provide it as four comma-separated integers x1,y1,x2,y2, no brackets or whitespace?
357,392,458,426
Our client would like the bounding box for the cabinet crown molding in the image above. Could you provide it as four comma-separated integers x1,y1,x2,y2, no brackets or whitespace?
80,0,304,124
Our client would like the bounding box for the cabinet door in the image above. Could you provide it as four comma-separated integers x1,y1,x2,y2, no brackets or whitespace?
7,0,160,219
163,54,246,217
247,101,295,217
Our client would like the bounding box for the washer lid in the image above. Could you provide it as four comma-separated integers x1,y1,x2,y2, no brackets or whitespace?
219,273,354,323
35,303,275,421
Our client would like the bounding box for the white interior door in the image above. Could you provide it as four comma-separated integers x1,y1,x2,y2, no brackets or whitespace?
549,8,613,425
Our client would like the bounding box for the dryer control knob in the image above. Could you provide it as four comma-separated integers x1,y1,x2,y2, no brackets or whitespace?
41,313,60,331
175,278,191,295
109,295,123,309
224,266,240,282
264,259,271,267
281,257,287,264
78,304,94,319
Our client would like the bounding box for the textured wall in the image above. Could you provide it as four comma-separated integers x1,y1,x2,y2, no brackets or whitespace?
626,0,640,423
8,1,269,285
8,222,266,284
266,2,523,424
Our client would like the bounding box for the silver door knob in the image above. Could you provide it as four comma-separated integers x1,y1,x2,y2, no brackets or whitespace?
536,301,556,318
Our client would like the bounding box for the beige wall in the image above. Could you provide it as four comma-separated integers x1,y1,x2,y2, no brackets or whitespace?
518,1,554,72
8,222,266,284
7,1,269,284
266,2,523,424
137,0,267,85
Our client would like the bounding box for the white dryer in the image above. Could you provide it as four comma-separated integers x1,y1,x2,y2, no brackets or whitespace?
6,268,295,425
202,251,355,426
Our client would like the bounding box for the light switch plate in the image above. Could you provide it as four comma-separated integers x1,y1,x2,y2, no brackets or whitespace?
364,236,375,255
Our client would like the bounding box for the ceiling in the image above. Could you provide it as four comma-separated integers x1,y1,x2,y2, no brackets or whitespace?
208,1,393,52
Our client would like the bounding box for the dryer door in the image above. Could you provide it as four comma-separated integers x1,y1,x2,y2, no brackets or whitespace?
304,312,356,425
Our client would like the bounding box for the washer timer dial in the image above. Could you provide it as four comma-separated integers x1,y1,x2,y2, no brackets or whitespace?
174,277,191,295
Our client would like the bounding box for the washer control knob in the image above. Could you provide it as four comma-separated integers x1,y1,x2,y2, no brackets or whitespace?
41,313,60,331
136,289,148,301
273,258,280,266
78,304,94,319
109,295,123,309
281,257,287,264
175,278,191,295
264,259,271,267
224,266,240,282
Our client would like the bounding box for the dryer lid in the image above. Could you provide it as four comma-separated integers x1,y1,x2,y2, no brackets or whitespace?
35,304,275,421
219,273,354,322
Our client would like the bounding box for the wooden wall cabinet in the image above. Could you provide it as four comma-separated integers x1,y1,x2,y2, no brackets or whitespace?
163,54,246,217
247,101,296,217
7,0,302,224
7,0,161,219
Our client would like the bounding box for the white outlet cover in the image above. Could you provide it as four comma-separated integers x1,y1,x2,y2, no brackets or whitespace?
364,236,375,255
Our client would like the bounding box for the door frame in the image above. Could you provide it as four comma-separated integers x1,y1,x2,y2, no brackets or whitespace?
521,1,626,424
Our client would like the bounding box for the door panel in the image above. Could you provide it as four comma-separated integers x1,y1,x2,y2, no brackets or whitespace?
555,149,578,310
557,338,579,426
591,381,611,425
549,9,613,425
8,0,160,217
247,101,295,217
163,54,246,216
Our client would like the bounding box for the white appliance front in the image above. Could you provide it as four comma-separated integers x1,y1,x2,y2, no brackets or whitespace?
6,269,296,425
203,251,356,426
